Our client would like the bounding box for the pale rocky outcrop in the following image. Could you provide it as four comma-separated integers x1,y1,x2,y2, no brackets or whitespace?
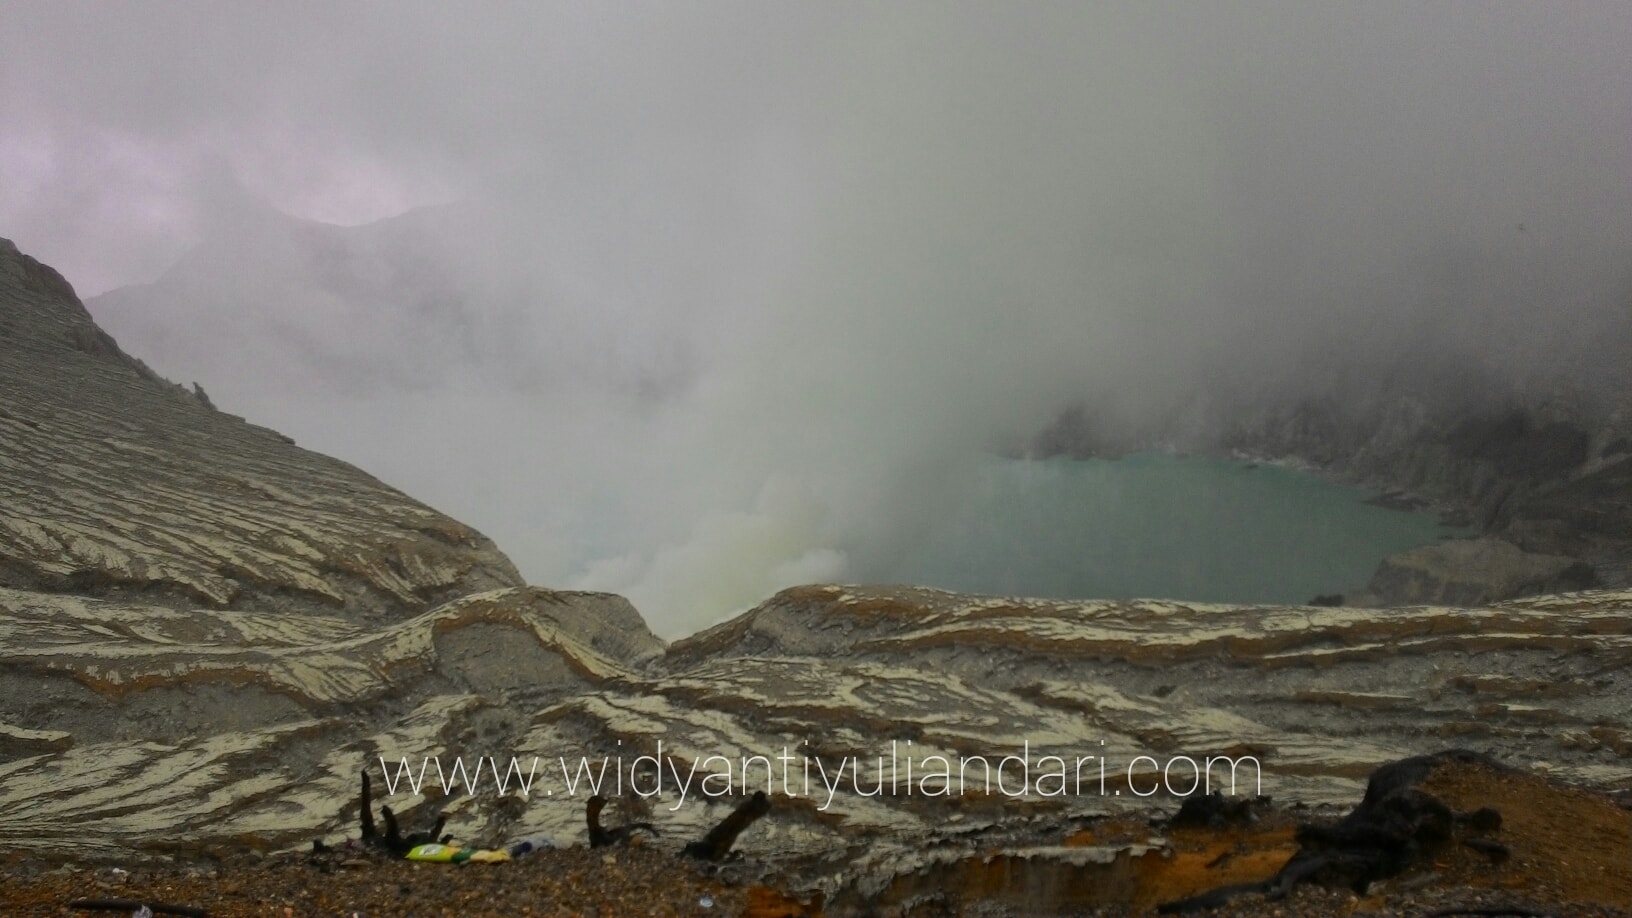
1366,537,1596,606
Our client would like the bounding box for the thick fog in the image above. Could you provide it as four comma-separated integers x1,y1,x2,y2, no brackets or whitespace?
3,3,1628,635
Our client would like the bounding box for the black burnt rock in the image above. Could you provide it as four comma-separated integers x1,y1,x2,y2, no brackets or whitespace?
1167,791,1263,830
683,790,771,862
1158,750,1508,914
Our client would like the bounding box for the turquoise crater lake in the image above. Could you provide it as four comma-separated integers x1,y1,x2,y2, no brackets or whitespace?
889,453,1468,605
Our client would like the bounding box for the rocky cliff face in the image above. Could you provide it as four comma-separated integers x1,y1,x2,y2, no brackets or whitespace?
1221,393,1629,535
1219,391,1632,596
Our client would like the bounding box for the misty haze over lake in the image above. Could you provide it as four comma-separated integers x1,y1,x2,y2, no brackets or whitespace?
4,3,1627,634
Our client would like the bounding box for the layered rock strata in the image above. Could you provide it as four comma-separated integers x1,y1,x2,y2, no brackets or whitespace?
3,581,1629,904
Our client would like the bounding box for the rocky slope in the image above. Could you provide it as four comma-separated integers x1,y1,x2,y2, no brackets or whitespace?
0,236,524,620
2,238,1630,914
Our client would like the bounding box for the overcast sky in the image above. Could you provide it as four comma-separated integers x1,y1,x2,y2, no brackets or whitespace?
3,3,1628,634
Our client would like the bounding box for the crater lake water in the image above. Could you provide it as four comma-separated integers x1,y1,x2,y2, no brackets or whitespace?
890,453,1468,605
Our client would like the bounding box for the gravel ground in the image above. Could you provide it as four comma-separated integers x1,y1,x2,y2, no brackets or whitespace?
6,852,1632,918
5,757,1629,917
0,846,766,918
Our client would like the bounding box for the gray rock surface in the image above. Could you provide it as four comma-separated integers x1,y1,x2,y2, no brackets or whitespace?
1366,537,1597,606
